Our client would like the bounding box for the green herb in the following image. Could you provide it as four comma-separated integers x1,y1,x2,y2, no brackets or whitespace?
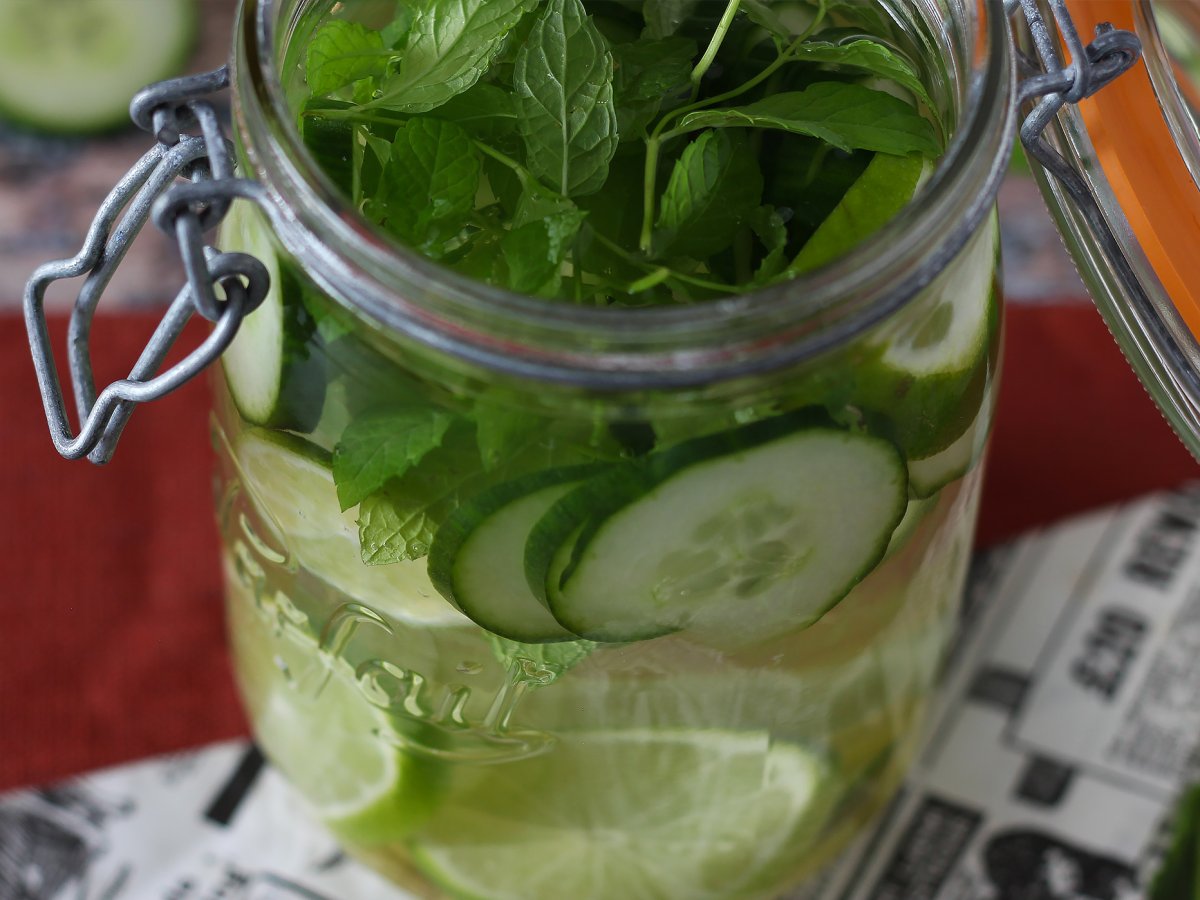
788,39,936,117
301,0,942,306
611,37,696,140
332,407,457,510
365,0,537,113
357,426,486,564
675,83,939,156
486,633,599,680
642,0,700,39
514,0,619,197
502,207,589,294
433,82,520,141
305,20,391,97
473,394,543,471
366,118,481,254
653,128,762,258
749,205,789,281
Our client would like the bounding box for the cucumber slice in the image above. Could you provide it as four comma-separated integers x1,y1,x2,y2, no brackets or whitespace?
0,0,195,134
537,414,908,646
428,468,601,643
219,200,327,432
234,428,468,626
853,215,999,458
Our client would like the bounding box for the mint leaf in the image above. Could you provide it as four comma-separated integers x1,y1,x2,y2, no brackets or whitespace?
654,129,763,258
306,20,391,97
486,633,599,680
614,38,696,102
740,0,796,40
790,40,935,115
789,151,925,274
611,37,695,139
380,7,414,48
366,0,536,113
503,208,588,295
452,228,507,283
358,427,484,564
642,0,700,39
367,118,481,253
514,0,619,197
512,184,579,228
474,393,542,471
823,0,891,35
676,82,940,156
333,407,457,510
750,205,789,281
434,82,519,141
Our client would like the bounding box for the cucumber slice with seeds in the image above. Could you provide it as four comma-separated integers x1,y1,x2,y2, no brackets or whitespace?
428,467,602,643
531,413,908,647
0,0,196,134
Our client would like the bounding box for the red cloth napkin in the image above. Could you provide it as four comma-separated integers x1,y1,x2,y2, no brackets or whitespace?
1,304,1196,792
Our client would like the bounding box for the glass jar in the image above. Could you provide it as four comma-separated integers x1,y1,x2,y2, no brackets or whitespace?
205,1,1012,897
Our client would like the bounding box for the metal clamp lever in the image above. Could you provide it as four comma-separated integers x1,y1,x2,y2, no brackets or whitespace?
1008,0,1200,423
1009,0,1141,200
23,65,271,464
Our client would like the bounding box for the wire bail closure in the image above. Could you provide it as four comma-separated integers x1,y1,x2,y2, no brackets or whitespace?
23,64,271,464
1009,0,1142,188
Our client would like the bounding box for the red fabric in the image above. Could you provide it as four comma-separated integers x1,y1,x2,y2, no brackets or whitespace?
1,303,1196,792
978,305,1198,544
1,314,245,793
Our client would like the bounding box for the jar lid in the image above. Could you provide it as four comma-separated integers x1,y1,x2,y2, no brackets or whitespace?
1022,0,1200,460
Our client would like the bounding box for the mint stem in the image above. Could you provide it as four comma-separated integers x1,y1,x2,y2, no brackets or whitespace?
639,136,662,253
639,7,828,254
690,0,742,95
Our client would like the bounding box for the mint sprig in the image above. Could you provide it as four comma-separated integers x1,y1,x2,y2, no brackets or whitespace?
674,83,941,156
514,0,619,197
332,407,456,511
302,0,941,304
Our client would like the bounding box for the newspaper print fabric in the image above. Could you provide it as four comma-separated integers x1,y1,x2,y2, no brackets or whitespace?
6,486,1200,899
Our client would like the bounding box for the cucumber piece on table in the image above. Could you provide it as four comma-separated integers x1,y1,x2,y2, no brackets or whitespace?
428,468,602,643
219,200,327,432
528,413,909,646
0,0,196,134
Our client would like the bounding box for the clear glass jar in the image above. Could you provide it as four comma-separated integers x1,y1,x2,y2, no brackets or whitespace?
213,1,1013,897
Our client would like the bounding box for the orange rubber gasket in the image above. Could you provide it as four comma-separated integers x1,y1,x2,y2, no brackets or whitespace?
1067,0,1200,341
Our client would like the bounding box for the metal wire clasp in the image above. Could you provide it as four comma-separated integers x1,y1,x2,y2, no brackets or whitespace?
24,65,271,464
1008,0,1142,188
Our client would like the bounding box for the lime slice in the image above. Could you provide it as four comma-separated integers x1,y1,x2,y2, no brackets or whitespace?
252,634,440,844
234,428,469,626
413,730,831,899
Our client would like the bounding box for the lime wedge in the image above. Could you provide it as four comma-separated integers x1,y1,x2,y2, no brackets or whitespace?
413,730,831,899
252,637,440,845
234,428,469,627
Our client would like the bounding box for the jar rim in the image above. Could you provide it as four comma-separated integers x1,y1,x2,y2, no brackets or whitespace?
233,0,1016,388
